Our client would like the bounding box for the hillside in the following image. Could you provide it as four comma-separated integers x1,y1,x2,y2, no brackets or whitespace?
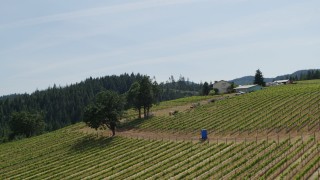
125,80,320,137
274,69,320,81
229,76,273,85
230,69,320,85
1,124,320,179
1,80,320,179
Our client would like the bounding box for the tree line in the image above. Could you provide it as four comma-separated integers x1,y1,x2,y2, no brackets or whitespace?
0,73,202,142
294,69,320,81
253,69,320,87
274,69,320,82
84,76,159,136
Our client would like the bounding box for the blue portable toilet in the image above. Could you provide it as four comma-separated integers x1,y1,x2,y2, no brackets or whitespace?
201,129,207,140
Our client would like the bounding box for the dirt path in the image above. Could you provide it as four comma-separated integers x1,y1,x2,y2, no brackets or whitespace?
119,129,320,143
80,127,198,142
79,126,320,144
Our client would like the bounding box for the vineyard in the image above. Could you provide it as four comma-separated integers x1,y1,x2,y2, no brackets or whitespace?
1,124,320,179
1,80,320,179
127,80,320,137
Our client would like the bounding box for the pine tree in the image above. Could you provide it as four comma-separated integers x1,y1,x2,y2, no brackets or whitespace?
253,69,266,87
202,82,210,95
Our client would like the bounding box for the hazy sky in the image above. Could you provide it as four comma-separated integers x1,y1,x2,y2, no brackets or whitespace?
1,0,320,96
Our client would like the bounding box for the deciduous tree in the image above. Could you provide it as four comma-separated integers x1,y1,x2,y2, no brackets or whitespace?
127,76,160,119
83,90,124,136
9,111,45,138
127,82,142,118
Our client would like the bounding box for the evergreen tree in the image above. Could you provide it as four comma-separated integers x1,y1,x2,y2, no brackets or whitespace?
254,69,266,87
202,82,210,96
313,70,320,79
307,70,313,80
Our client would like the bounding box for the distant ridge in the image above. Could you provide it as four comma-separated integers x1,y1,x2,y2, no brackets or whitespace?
230,76,272,85
229,69,320,85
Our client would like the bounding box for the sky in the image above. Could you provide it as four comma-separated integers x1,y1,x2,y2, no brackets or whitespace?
1,0,320,96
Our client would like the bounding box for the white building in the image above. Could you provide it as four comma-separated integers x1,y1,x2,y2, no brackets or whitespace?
234,84,262,93
212,80,232,94
267,79,291,86
274,79,291,85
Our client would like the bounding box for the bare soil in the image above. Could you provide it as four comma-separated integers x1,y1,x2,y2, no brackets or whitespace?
148,99,212,117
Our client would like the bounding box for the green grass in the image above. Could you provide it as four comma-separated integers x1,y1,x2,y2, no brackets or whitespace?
123,95,213,120
152,95,214,110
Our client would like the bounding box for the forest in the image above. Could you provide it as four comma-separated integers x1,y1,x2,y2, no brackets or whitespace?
0,73,202,142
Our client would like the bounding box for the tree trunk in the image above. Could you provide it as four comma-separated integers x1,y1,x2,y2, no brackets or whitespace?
111,128,115,136
138,108,141,119
144,107,147,119
147,107,150,118
110,122,116,136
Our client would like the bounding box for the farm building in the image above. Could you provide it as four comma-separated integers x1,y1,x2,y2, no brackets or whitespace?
274,79,291,85
266,79,291,86
212,80,232,94
234,84,262,93
266,82,275,86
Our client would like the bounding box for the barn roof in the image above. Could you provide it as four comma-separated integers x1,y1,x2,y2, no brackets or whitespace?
234,84,259,89
274,79,289,83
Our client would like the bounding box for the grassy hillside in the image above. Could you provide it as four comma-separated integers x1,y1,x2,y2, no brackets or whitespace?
124,95,214,120
126,80,320,136
1,124,320,179
1,80,320,179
